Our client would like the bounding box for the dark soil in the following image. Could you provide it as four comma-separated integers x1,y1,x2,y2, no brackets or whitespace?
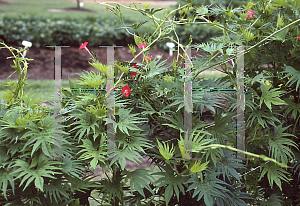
0,43,197,80
0,0,10,4
0,0,21,5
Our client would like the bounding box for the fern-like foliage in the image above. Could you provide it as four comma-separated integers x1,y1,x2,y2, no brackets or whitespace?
247,106,281,128
259,163,289,191
43,177,70,204
0,168,15,200
109,147,145,169
154,164,190,205
257,194,284,206
157,140,175,160
259,84,287,112
186,172,230,206
268,124,297,165
272,0,300,10
214,150,245,182
245,72,274,86
114,107,148,135
117,130,152,153
210,111,236,143
68,109,101,142
11,157,62,192
284,98,300,120
19,115,68,157
162,112,184,133
75,69,106,88
146,55,171,78
193,77,233,114
197,42,224,55
77,138,106,170
123,169,154,197
97,178,124,204
281,65,300,91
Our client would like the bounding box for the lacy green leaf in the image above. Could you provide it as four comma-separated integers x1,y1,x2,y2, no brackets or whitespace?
12,159,62,192
68,109,101,142
270,28,289,42
61,157,85,178
20,115,68,157
114,107,147,135
189,161,209,174
260,84,287,111
77,139,106,170
281,65,300,91
284,98,300,120
153,165,189,205
269,124,297,165
116,131,151,153
258,194,284,206
247,106,281,128
123,169,154,197
157,139,175,160
0,169,15,200
186,173,230,206
214,150,245,182
146,55,171,78
259,162,289,191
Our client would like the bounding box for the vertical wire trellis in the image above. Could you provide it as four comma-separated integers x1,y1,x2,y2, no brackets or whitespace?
182,45,246,161
52,41,272,176
60,46,122,160
47,45,70,160
236,46,245,159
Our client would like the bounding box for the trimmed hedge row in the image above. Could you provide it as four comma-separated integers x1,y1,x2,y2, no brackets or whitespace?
0,15,220,50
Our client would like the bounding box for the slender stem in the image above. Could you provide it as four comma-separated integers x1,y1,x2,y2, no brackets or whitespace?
114,21,163,88
192,18,300,81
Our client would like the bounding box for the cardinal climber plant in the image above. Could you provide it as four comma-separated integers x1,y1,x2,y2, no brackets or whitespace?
1,0,300,205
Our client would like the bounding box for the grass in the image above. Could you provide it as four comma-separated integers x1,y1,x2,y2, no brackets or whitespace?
0,80,70,103
197,72,227,80
0,0,174,23
0,72,226,104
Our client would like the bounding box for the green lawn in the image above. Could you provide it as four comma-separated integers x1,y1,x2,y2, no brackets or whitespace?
0,0,173,23
0,72,226,104
0,80,70,103
197,72,226,80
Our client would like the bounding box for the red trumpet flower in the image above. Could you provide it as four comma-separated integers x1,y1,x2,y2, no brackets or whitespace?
122,85,133,97
79,42,91,55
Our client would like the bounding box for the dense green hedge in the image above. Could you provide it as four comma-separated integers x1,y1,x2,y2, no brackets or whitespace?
0,15,134,48
0,15,220,50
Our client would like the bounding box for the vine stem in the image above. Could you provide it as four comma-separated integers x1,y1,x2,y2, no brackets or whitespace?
93,0,235,88
200,144,287,167
173,143,287,177
192,18,300,81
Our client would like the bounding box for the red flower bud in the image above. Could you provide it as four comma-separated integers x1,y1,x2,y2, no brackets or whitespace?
246,10,255,19
144,56,153,62
138,42,146,49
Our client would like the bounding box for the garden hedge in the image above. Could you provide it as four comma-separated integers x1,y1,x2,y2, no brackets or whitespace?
0,14,219,50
